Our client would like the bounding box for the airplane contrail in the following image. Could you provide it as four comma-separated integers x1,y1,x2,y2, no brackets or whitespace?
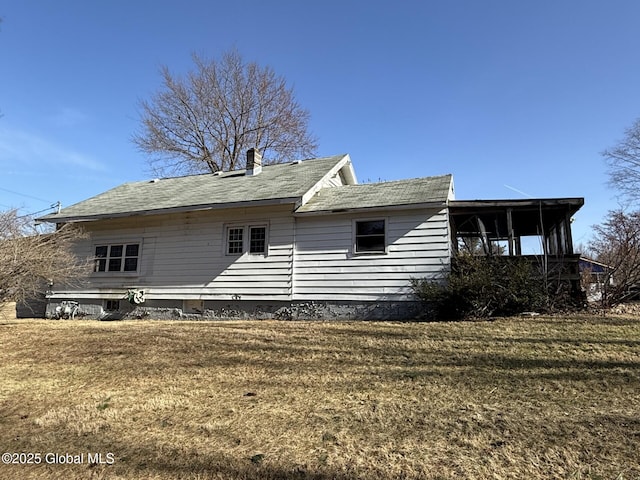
504,184,534,198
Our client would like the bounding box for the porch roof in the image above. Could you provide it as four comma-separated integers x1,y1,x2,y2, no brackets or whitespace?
449,198,584,237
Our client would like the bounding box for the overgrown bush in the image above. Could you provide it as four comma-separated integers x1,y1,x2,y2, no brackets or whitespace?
411,253,548,320
0,209,89,309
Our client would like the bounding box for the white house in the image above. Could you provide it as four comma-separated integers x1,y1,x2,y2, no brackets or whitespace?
38,149,583,320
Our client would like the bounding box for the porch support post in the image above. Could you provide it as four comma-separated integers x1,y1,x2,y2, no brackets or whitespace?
565,210,574,255
506,208,515,256
450,216,458,253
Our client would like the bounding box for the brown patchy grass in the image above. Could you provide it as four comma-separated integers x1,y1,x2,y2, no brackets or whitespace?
0,302,16,320
0,315,639,480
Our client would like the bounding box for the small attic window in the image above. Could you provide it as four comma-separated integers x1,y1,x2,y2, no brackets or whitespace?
291,160,302,165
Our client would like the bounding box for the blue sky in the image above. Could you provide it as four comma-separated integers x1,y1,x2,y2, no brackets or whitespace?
1,1,640,245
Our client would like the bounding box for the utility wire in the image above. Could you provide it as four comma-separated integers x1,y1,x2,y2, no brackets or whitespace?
17,202,61,219
0,186,54,204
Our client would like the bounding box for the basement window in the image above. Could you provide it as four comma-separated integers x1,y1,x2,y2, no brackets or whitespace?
354,219,386,254
105,300,120,311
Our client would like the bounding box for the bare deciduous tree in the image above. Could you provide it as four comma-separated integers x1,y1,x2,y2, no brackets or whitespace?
0,210,89,309
589,209,640,306
133,49,318,176
603,118,640,203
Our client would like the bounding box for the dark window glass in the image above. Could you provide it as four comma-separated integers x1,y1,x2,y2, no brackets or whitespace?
94,246,108,272
355,220,386,253
123,258,138,272
105,300,120,311
108,258,122,272
249,227,266,254
356,220,385,236
95,243,139,273
124,244,139,272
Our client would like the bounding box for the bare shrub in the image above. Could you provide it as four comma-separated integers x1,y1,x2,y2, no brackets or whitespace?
0,210,89,308
411,253,549,320
588,208,640,307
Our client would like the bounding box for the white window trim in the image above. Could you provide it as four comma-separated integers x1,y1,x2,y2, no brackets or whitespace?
352,218,388,256
225,226,245,256
92,239,142,276
224,223,269,257
248,225,269,256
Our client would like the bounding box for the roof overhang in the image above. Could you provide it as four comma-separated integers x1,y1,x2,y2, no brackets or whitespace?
294,200,447,216
39,196,300,224
449,197,585,240
449,197,584,215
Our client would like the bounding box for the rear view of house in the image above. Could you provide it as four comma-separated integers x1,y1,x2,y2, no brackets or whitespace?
38,150,583,320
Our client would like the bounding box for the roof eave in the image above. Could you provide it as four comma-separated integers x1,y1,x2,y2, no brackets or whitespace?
38,196,300,224
449,197,584,207
448,197,585,215
294,200,448,216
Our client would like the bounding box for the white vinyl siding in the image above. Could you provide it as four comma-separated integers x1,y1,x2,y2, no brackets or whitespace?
58,206,293,301
293,208,450,301
51,205,450,304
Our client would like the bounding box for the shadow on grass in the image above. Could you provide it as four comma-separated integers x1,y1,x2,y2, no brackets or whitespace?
24,329,640,388
439,353,640,371
123,446,359,480
8,318,640,395
14,429,366,480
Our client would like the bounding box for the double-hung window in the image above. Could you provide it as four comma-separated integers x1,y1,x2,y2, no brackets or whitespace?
226,225,268,255
94,243,140,273
354,219,386,254
227,228,244,255
249,226,267,254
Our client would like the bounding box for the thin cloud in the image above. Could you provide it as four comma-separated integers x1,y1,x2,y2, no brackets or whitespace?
0,127,106,172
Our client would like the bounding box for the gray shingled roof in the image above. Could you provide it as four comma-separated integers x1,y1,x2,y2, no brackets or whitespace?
296,174,453,213
40,155,348,222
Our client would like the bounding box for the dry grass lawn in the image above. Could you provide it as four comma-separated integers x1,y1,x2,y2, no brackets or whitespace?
0,313,639,479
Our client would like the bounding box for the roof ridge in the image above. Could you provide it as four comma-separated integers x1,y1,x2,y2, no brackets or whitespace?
143,154,350,182
296,173,453,214
333,173,453,188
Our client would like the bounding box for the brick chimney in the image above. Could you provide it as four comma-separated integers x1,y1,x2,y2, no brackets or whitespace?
246,148,262,176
